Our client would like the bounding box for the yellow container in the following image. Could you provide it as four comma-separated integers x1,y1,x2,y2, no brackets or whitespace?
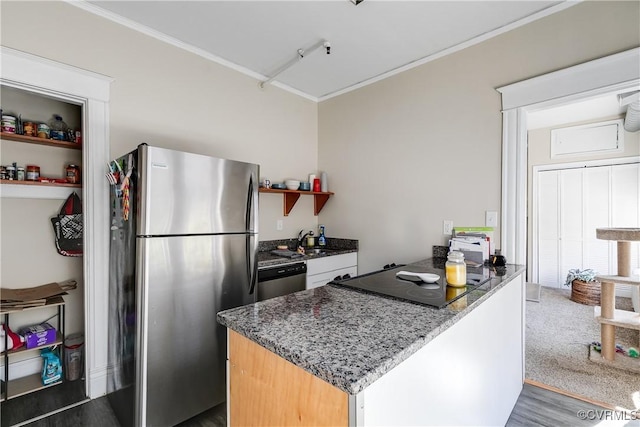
445,251,467,287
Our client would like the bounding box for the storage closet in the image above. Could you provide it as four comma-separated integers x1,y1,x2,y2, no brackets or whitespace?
1,85,85,405
534,162,640,291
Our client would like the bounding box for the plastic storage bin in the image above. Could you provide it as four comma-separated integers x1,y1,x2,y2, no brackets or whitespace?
64,333,84,381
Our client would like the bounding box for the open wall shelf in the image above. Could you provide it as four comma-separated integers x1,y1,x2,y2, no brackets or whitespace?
259,188,334,216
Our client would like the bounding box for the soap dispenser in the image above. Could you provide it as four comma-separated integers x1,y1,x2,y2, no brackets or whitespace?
318,225,327,247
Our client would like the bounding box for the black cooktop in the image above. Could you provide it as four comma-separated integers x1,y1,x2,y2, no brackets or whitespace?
331,265,491,308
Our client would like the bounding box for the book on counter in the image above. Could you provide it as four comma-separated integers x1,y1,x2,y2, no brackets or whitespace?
450,227,493,263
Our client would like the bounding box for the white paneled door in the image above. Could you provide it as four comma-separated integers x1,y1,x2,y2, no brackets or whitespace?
534,162,640,294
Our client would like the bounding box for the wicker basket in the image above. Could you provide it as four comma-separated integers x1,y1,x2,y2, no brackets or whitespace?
570,279,601,306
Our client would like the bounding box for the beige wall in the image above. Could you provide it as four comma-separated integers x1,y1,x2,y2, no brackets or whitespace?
0,0,320,244
318,1,640,273
526,116,640,275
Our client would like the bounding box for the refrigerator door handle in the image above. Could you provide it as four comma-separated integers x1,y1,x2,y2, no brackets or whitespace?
245,174,254,232
247,234,258,295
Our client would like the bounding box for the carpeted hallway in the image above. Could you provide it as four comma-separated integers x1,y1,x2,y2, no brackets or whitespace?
525,286,639,410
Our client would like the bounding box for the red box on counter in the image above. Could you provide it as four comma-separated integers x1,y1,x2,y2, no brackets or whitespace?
19,323,57,349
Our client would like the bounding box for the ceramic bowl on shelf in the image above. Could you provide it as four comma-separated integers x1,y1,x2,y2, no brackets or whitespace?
299,182,311,191
271,183,286,190
284,179,300,190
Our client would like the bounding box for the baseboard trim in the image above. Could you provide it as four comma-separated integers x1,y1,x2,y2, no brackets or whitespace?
524,378,617,410
10,398,91,427
88,365,108,399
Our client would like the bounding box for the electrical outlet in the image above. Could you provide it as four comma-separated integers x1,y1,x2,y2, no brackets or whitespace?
276,220,283,231
486,211,498,227
443,220,453,235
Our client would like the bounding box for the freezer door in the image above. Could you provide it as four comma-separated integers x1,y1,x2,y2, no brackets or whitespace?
135,234,255,427
137,145,259,236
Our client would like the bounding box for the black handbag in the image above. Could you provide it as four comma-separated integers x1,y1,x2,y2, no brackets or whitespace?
51,192,83,257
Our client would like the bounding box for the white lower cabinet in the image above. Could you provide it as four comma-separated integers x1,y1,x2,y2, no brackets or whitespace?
306,252,357,290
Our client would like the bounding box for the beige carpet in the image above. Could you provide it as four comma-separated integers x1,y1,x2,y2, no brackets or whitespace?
526,286,639,410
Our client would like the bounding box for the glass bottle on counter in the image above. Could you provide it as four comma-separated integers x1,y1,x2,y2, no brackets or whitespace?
318,225,326,247
445,251,466,287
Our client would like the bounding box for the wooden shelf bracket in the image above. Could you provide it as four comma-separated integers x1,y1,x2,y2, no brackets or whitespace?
259,188,334,216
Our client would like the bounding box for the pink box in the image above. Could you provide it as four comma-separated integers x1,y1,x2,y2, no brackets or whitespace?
19,323,57,349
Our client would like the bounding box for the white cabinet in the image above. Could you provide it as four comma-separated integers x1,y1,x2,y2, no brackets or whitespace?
306,252,357,290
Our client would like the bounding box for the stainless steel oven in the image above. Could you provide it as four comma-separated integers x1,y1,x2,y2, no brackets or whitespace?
257,262,307,301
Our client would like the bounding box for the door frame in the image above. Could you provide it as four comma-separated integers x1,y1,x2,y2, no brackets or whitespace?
532,157,640,286
496,47,640,266
1,47,113,398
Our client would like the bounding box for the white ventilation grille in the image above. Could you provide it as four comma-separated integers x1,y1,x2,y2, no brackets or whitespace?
551,119,624,158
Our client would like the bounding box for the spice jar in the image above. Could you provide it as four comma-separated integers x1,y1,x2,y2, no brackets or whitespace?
26,165,40,181
66,164,80,184
6,165,16,180
16,166,25,181
23,121,36,137
445,251,467,287
49,115,68,141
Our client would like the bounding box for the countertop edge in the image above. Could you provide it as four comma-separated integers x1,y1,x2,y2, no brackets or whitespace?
257,248,358,269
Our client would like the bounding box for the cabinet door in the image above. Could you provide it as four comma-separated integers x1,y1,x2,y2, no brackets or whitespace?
535,162,640,289
306,266,358,290
306,253,357,276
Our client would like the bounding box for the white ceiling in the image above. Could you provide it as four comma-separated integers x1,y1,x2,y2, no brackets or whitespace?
79,0,570,101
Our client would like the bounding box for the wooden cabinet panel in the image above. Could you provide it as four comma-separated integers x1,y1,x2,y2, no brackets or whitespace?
228,330,347,427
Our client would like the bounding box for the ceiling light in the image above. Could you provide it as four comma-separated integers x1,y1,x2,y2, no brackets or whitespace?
259,40,331,89
350,0,364,5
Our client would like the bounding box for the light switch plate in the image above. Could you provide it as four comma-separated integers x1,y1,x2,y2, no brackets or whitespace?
276,219,283,231
443,220,453,235
486,211,498,227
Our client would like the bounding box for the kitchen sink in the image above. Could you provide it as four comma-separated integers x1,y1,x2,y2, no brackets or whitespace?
306,248,336,256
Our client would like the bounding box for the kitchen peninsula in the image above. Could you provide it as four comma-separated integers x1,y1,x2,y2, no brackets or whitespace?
218,259,526,426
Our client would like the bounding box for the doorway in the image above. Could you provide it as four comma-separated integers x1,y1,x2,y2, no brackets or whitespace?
497,47,640,409
1,47,111,426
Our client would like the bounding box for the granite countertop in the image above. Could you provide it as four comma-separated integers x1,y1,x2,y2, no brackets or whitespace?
257,238,358,268
218,259,525,395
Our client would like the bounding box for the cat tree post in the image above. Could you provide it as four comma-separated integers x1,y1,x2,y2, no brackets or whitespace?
595,228,640,362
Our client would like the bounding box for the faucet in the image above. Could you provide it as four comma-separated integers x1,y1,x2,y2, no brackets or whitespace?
297,229,314,248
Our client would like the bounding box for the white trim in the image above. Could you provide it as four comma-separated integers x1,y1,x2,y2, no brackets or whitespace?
1,47,111,400
11,398,92,427
66,0,577,102
497,48,640,110
497,47,640,267
533,156,640,173
66,0,317,102
320,2,580,102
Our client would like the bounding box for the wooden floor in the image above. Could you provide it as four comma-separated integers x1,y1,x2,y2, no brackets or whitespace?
4,381,635,426
506,383,638,427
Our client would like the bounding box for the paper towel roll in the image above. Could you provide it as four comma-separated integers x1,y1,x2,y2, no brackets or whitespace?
321,172,328,192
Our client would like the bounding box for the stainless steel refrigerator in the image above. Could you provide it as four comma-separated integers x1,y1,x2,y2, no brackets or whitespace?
106,144,258,427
